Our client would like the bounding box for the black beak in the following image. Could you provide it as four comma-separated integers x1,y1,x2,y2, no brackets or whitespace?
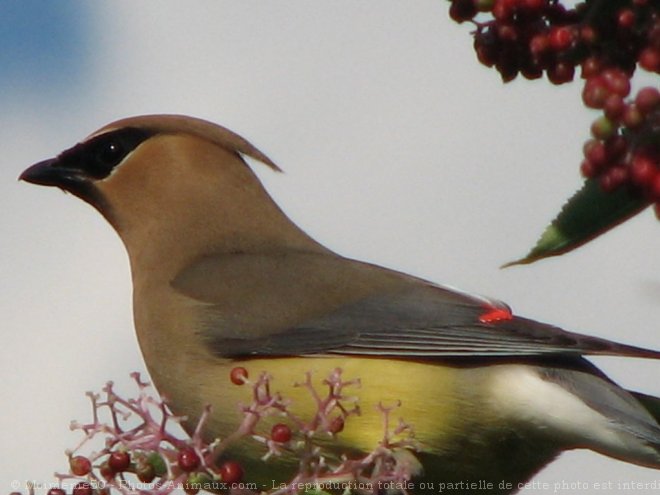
19,158,87,190
20,158,60,185
19,157,103,210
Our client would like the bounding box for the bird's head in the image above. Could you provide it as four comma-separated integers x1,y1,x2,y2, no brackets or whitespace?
20,115,324,274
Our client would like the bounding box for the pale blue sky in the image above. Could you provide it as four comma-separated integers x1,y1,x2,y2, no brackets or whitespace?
0,2,92,100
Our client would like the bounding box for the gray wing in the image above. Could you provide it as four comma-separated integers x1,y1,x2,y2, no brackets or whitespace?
171,251,660,360
206,283,660,359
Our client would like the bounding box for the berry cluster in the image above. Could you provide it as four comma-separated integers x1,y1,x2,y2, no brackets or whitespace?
581,85,660,203
449,0,660,84
53,373,244,495
18,368,418,495
448,0,660,217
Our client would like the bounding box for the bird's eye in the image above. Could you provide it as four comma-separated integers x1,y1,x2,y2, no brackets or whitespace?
74,127,154,179
96,139,124,167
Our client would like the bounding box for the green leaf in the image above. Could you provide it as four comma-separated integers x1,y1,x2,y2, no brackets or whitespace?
504,179,649,267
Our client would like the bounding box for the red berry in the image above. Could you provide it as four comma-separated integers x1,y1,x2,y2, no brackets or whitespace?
583,139,607,167
548,26,574,51
604,135,628,161
70,456,92,476
631,154,658,187
529,33,549,56
623,104,644,128
583,76,609,109
72,482,93,495
492,0,515,21
230,366,248,385
449,0,477,23
600,166,629,193
522,0,545,11
329,415,345,434
547,62,574,84
47,489,66,495
99,462,115,480
109,451,131,472
580,25,598,45
602,68,631,97
178,447,201,472
581,57,602,79
218,461,244,485
497,23,518,42
617,8,635,30
271,423,292,443
640,47,660,72
521,60,543,80
580,159,597,178
604,94,625,121
635,87,660,114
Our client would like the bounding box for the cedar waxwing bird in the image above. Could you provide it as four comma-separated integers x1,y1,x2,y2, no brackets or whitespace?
20,114,660,494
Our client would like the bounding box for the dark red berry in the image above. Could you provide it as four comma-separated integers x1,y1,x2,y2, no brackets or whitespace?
635,87,660,114
583,76,609,109
600,166,628,192
522,0,545,11
640,48,660,72
529,33,549,56
47,489,66,495
72,482,93,495
449,0,477,23
271,423,292,443
492,0,514,21
329,415,345,434
604,135,627,160
99,462,115,480
109,451,131,472
218,461,244,485
623,104,644,128
604,94,625,121
178,447,201,472
580,25,598,45
581,159,597,178
230,366,248,385
547,62,575,84
70,456,92,476
583,139,607,168
521,60,543,80
617,8,635,30
548,26,574,51
631,154,657,187
602,68,631,97
497,23,518,42
581,57,602,79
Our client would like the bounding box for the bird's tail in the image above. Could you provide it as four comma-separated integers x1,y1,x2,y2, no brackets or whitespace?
631,391,660,432
537,367,660,469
